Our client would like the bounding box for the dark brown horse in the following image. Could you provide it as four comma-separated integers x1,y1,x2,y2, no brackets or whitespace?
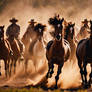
64,22,76,61
22,23,46,73
76,20,92,88
0,26,11,77
46,16,71,88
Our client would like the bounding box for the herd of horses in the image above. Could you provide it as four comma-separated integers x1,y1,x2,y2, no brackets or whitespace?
0,14,92,89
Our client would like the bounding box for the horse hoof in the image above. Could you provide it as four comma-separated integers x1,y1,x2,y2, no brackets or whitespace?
54,85,58,89
83,83,91,89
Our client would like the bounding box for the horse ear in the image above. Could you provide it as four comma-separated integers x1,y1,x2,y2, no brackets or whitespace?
57,14,59,18
61,18,64,22
73,23,75,26
90,20,92,24
2,25,5,29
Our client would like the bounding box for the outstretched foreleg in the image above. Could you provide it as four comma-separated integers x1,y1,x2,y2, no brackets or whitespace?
55,63,63,89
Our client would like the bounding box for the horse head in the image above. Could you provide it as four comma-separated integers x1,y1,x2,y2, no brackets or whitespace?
66,22,75,39
48,15,64,41
0,26,4,41
34,23,46,41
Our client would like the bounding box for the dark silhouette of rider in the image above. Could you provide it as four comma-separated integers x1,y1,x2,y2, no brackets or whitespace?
80,19,89,35
82,19,89,28
6,18,24,60
26,19,37,32
28,19,36,27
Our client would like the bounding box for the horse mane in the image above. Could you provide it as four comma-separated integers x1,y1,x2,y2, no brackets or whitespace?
34,23,46,33
48,15,64,26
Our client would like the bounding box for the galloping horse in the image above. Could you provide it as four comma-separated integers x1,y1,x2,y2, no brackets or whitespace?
22,23,46,73
7,34,23,75
46,16,71,88
76,20,92,88
0,26,11,77
64,22,76,61
76,19,90,41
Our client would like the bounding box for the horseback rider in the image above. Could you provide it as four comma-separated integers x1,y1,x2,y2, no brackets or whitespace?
28,19,36,27
6,18,24,60
82,19,89,28
80,19,89,35
27,19,37,31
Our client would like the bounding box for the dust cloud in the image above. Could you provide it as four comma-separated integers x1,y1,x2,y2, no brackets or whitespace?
0,0,91,89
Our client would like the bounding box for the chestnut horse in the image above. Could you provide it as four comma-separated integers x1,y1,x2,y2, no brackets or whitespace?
64,22,76,61
76,20,92,88
22,23,46,73
0,26,11,77
46,16,71,88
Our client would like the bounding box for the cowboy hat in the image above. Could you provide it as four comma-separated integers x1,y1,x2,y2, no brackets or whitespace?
82,19,88,24
28,19,37,24
9,18,18,23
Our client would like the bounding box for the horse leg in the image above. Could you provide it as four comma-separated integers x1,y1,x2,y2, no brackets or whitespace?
8,58,11,77
78,60,84,85
88,64,92,86
0,61,2,76
83,61,88,87
25,59,28,74
46,63,51,78
14,60,17,74
7,59,10,78
55,64,63,89
10,59,13,76
4,60,8,77
49,64,54,78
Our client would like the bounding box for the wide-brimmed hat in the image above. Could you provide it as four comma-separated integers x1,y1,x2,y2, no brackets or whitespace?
28,19,37,24
82,19,88,24
9,18,18,23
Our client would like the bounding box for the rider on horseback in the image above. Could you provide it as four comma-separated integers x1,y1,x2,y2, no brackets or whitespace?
80,19,89,35
28,19,36,28
6,18,24,60
26,19,37,33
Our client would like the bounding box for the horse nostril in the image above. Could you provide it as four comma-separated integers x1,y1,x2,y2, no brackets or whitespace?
56,34,61,40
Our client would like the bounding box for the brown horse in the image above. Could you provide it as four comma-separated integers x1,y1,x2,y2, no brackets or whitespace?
22,23,46,73
76,20,92,88
46,16,71,88
64,22,76,61
7,34,25,75
76,19,90,41
0,26,11,77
